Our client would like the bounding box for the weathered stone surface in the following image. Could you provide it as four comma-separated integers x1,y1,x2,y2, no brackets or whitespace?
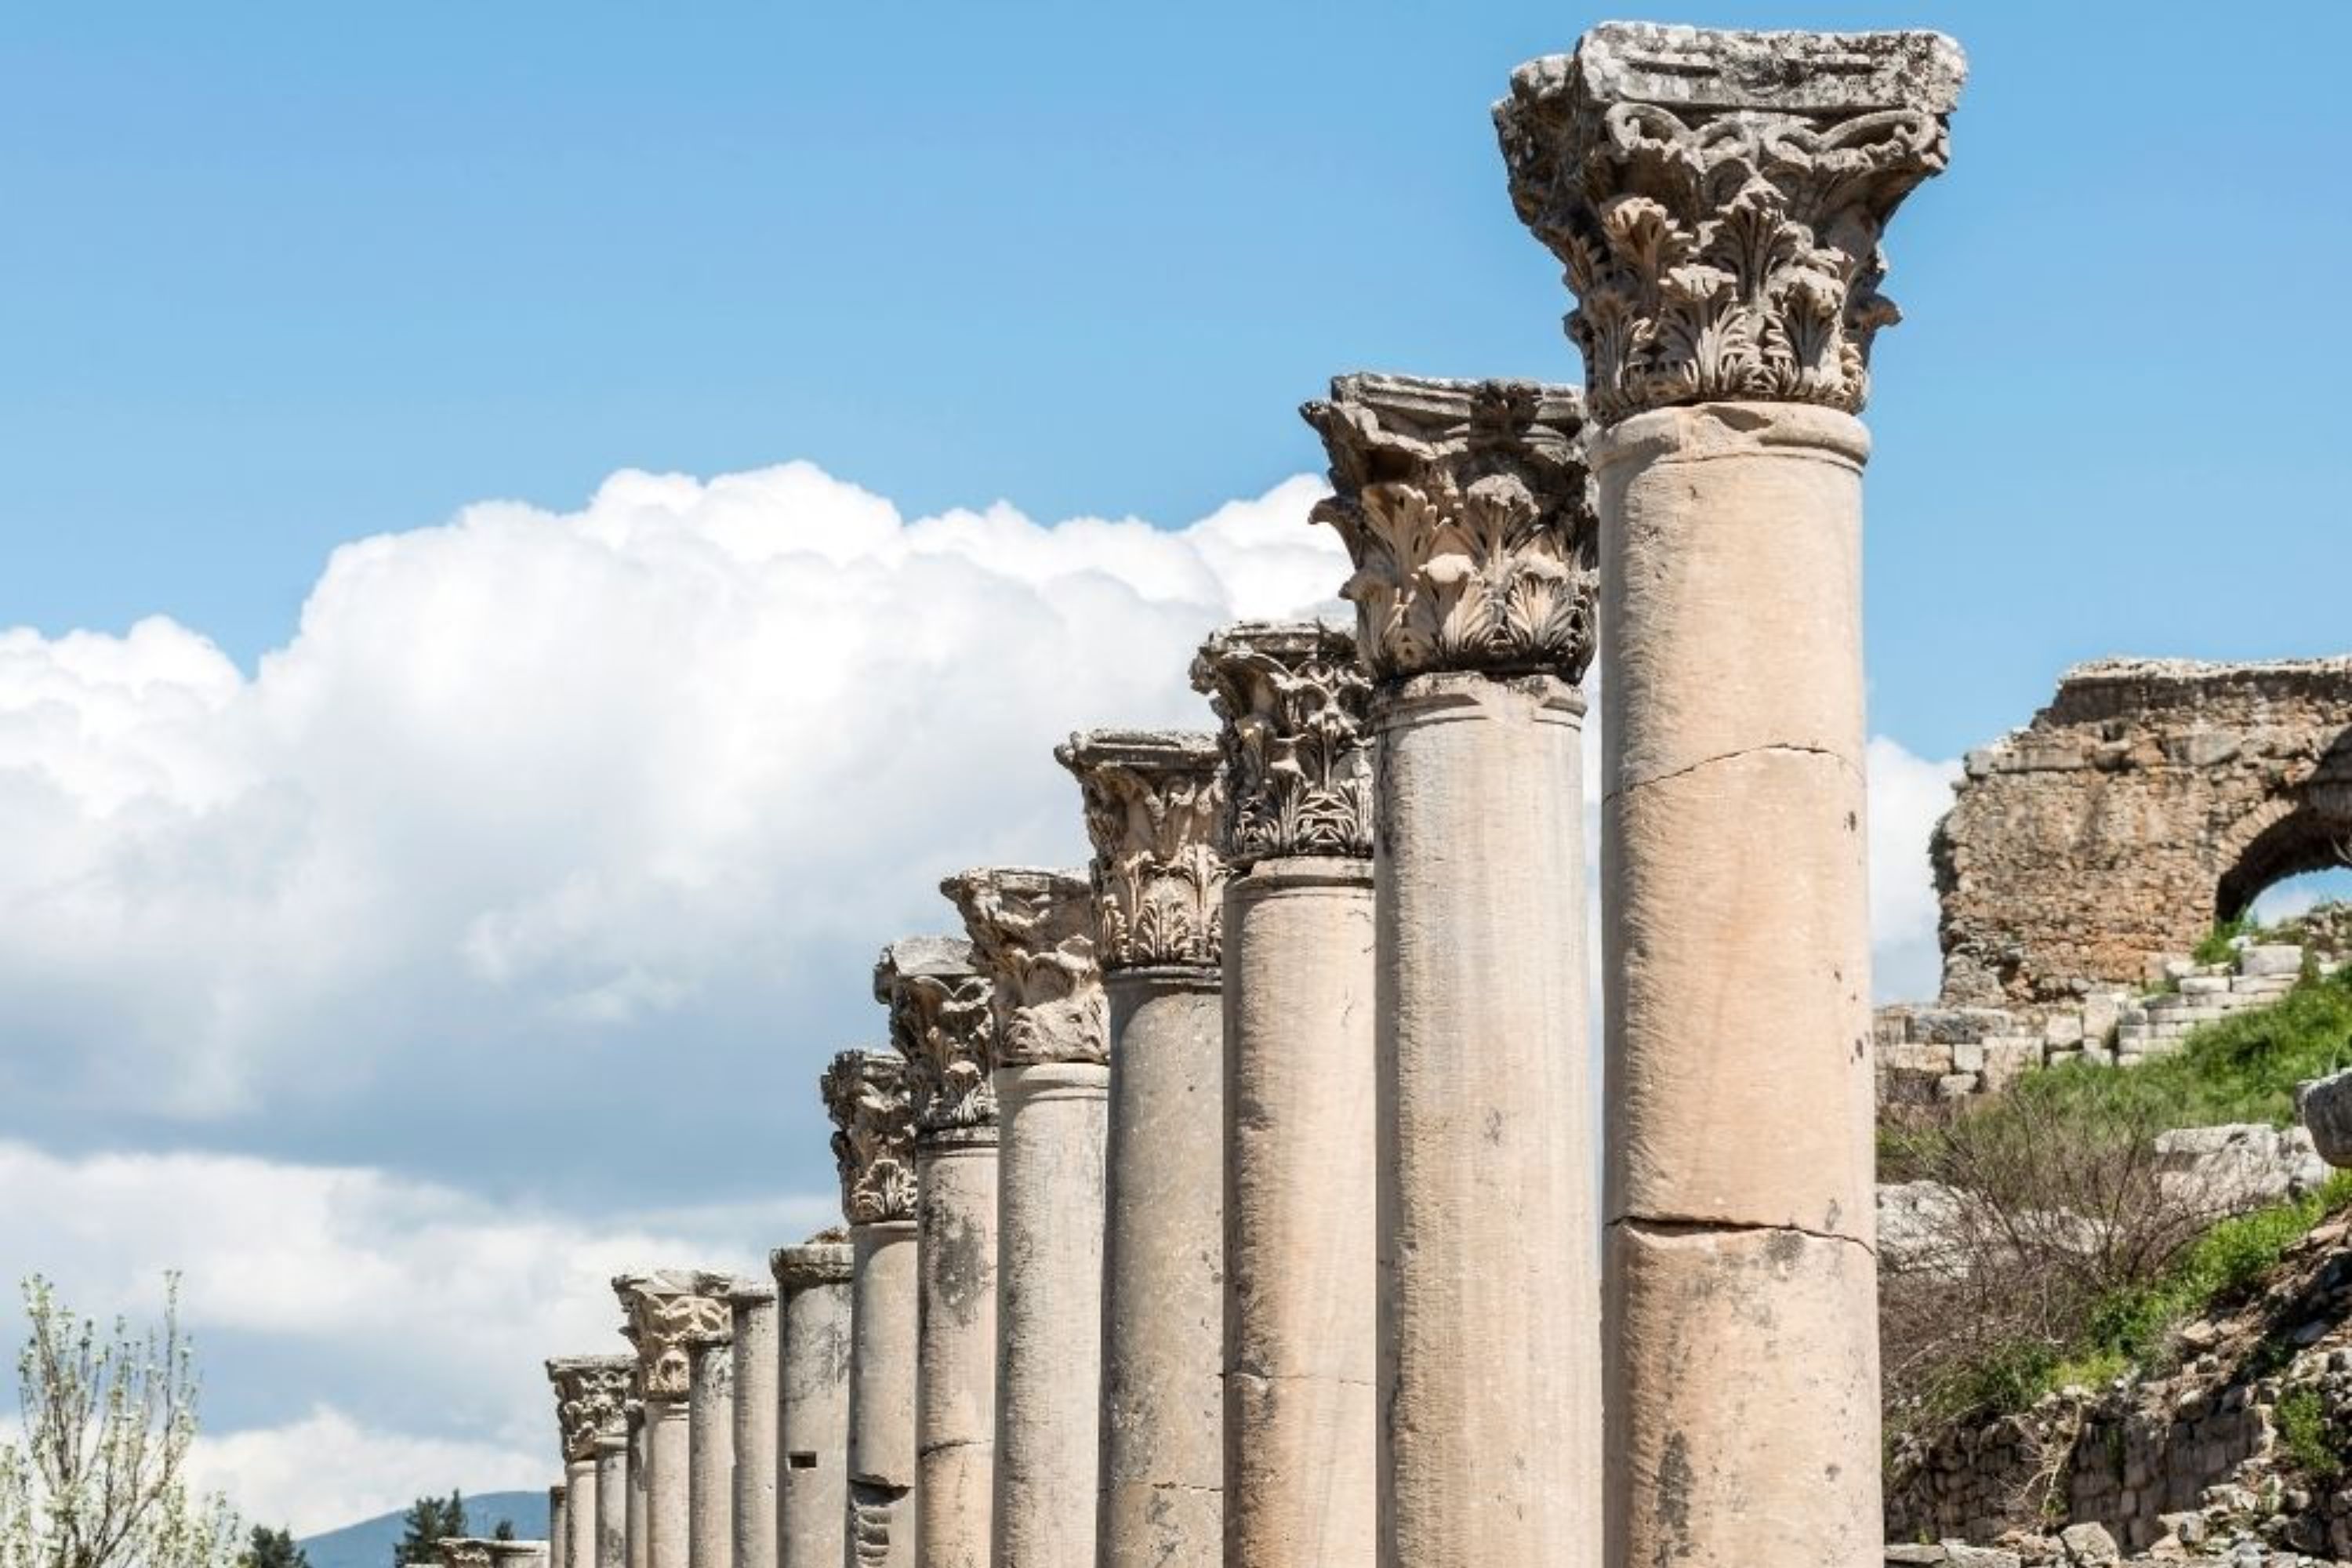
1221,859,1377,1568
771,1236,852,1568
876,936,995,1137
846,1218,917,1568
726,1282,779,1568
1096,966,1223,1568
911,1129,996,1568
615,1272,731,1403
942,866,1107,1068
990,1060,1108,1568
1301,373,1596,685
548,1356,636,1464
1496,23,1965,425
1374,671,1599,1568
2060,1522,2121,1566
1936,659,2352,1006
1189,621,1374,867
2298,1068,2352,1167
1055,729,1226,972
822,1050,917,1226
2151,1123,2329,1213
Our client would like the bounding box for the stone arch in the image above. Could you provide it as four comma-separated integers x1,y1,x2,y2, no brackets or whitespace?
1935,659,2352,1007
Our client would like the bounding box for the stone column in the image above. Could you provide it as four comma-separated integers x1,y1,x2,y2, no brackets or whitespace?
728,1280,780,1568
617,1273,732,1568
685,1281,738,1568
626,1403,648,1568
877,938,999,1568
772,1236,855,1568
1496,25,1965,1568
940,868,1106,1568
549,1357,633,1568
823,1051,920,1568
1053,731,1227,1568
550,1488,568,1568
1191,622,1377,1568
1304,372,1601,1568
596,1422,632,1568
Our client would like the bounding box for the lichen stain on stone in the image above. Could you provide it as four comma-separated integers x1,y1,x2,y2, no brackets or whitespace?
1653,1428,1696,1564
933,1210,990,1325
1764,1229,1804,1268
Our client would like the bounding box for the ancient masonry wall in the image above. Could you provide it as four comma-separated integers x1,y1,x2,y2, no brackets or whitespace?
1934,659,2352,1009
1878,944,2335,1109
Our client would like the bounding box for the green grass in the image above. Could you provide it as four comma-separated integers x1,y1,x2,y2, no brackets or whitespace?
1889,966,2352,1425
1996,967,2352,1135
2193,914,2253,967
2277,1385,2344,1481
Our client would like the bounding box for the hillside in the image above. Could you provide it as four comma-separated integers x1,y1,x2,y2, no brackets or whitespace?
1880,914,2352,1563
299,1492,548,1568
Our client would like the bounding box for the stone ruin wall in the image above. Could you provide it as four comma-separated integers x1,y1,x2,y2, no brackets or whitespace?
1932,659,2352,1011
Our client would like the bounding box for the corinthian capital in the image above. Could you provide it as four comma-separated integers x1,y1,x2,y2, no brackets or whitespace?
821,1049,918,1225
1302,375,1595,686
1055,731,1226,971
546,1354,634,1463
876,936,996,1137
941,866,1107,1067
1191,622,1373,866
614,1271,731,1401
1494,23,1965,426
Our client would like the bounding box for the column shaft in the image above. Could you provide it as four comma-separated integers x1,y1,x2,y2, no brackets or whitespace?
550,1488,568,1568
1374,673,1598,1568
731,1291,780,1568
848,1222,918,1568
565,1461,598,1568
991,1062,1107,1568
627,1413,649,1568
596,1439,630,1568
1223,858,1376,1568
776,1246,854,1568
914,1134,998,1568
1593,405,1879,1568
1097,970,1222,1568
689,1341,735,1568
646,1400,691,1568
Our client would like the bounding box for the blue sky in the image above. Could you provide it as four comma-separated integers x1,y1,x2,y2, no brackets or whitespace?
1,0,2347,1532
8,2,2352,757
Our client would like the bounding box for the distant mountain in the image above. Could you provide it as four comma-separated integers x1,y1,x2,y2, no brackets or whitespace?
299,1492,549,1568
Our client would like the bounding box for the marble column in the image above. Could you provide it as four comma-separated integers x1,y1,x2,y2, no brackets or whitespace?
550,1488,568,1568
1305,372,1601,1568
772,1236,855,1568
823,1051,920,1568
617,1272,732,1568
728,1279,780,1568
1053,731,1227,1568
1191,622,1377,1568
685,1279,738,1568
597,1421,632,1568
877,938,999,1568
626,1403,648,1568
940,867,1106,1568
548,1356,633,1568
1497,25,1965,1568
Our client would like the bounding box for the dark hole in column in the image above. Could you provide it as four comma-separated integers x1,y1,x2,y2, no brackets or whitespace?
787,1453,817,1469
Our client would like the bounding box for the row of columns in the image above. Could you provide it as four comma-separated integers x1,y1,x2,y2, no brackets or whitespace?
521,21,1965,1568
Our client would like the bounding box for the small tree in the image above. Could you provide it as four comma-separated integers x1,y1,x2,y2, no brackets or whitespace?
0,1274,238,1568
391,1495,464,1568
238,1529,306,1568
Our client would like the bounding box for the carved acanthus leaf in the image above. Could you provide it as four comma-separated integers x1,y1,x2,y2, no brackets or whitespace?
940,867,1107,1067
1191,622,1373,866
614,1271,733,1400
821,1050,918,1225
1055,731,1227,970
875,937,997,1135
1495,23,1965,425
546,1354,635,1461
1303,376,1596,685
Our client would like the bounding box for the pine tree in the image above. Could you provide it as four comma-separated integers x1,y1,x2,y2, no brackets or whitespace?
391,1494,466,1568
241,1526,308,1568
